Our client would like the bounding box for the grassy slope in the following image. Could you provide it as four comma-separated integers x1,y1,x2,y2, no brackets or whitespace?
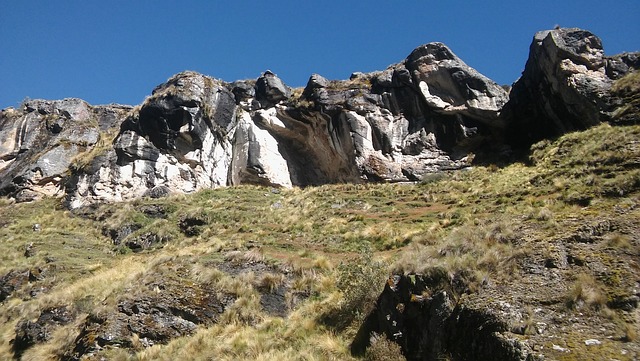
1,125,639,357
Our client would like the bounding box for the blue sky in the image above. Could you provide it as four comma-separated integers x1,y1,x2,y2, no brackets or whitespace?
1,1,638,109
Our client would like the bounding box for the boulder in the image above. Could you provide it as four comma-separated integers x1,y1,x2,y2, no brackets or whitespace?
255,71,291,106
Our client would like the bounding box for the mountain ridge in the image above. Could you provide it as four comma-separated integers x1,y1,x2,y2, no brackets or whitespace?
1,28,637,208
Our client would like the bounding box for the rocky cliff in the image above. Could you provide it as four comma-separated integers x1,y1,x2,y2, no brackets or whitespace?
0,28,637,208
503,28,639,145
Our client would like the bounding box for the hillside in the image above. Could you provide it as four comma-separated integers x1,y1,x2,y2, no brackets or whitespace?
0,118,638,360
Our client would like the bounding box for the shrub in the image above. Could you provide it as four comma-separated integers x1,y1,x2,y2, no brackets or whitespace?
319,251,388,331
364,333,406,361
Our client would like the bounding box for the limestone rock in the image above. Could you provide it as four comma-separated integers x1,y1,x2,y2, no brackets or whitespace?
405,42,508,123
19,39,507,207
230,108,293,187
606,52,640,80
4,27,633,207
66,72,238,208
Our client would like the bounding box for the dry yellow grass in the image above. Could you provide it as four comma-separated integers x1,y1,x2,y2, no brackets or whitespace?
1,122,639,360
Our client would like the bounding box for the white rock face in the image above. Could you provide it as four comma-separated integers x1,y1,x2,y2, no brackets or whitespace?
62,55,500,206
5,35,570,207
230,109,292,187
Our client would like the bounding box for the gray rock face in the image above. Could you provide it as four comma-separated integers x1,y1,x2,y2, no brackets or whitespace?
405,42,508,123
502,28,637,145
0,99,130,202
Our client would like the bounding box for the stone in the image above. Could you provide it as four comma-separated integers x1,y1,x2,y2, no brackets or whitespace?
0,98,129,202
12,306,75,358
0,269,29,302
255,71,291,106
230,80,256,104
69,276,235,360
584,339,601,346
404,42,508,124
65,72,238,208
606,52,640,80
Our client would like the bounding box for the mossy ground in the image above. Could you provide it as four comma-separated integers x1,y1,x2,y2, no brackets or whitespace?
1,122,639,360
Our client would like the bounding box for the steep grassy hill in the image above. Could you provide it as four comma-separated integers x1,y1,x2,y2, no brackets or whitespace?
1,72,639,360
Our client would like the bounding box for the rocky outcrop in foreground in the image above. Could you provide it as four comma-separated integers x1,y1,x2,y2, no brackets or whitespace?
0,28,637,207
352,275,536,361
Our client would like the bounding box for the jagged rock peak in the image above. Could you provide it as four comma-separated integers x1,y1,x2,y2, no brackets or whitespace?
402,41,509,123
503,27,639,146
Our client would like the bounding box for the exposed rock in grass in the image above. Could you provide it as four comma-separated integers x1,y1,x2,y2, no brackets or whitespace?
0,269,29,302
352,274,538,361
12,306,75,358
68,279,235,360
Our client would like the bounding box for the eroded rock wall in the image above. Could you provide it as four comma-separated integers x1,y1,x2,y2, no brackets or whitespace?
2,27,636,206
60,42,507,207
0,99,130,202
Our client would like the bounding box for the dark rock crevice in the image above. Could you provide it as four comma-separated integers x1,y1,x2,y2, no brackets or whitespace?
352,275,538,361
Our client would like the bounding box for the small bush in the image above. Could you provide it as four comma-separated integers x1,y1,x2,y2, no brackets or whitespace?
365,333,406,361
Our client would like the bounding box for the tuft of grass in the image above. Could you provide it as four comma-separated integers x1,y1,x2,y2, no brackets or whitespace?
566,273,608,311
319,251,388,333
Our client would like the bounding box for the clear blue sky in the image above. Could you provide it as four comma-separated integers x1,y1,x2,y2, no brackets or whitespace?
1,1,638,109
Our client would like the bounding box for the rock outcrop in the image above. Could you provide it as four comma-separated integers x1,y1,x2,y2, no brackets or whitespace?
352,274,537,361
1,27,637,206
66,72,238,208
0,99,130,202
503,28,638,146
61,43,508,207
